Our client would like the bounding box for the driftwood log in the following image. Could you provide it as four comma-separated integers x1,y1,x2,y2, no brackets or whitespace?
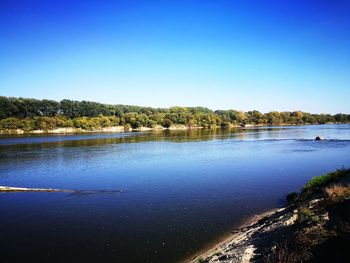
0,186,124,195
0,186,73,192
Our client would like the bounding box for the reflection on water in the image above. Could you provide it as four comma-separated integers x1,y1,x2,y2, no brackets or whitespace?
0,125,349,263
1,125,348,146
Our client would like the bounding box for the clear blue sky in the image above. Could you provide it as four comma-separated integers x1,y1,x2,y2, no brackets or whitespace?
0,0,349,113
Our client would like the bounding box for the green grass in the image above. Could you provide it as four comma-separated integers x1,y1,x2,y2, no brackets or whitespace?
301,168,350,196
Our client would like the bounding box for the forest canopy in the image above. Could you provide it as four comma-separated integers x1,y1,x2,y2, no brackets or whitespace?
0,96,349,131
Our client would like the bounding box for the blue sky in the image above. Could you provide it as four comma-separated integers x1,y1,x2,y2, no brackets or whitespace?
0,0,349,113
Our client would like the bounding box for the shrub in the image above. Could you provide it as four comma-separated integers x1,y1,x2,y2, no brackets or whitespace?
146,119,157,128
21,119,35,131
73,117,90,130
286,192,300,205
163,119,173,128
131,121,141,129
220,121,231,128
297,206,320,225
123,123,131,130
0,117,22,129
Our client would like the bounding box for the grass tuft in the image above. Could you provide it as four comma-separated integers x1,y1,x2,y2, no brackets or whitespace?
325,184,350,202
302,168,350,196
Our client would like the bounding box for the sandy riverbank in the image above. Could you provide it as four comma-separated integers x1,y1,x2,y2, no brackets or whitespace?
0,125,207,134
184,206,298,263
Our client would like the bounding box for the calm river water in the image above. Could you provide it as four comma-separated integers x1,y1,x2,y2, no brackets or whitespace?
0,125,349,262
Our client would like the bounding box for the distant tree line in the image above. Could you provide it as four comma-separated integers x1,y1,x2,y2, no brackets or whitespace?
0,96,349,131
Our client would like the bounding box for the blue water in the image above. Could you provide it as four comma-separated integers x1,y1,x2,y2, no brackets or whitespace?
0,125,349,262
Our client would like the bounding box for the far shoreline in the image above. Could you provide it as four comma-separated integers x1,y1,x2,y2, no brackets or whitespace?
0,122,347,135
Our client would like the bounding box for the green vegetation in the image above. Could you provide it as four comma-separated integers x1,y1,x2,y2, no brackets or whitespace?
302,168,349,196
286,168,349,206
0,96,349,132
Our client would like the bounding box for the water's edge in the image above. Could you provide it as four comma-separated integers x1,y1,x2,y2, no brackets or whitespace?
184,207,280,262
